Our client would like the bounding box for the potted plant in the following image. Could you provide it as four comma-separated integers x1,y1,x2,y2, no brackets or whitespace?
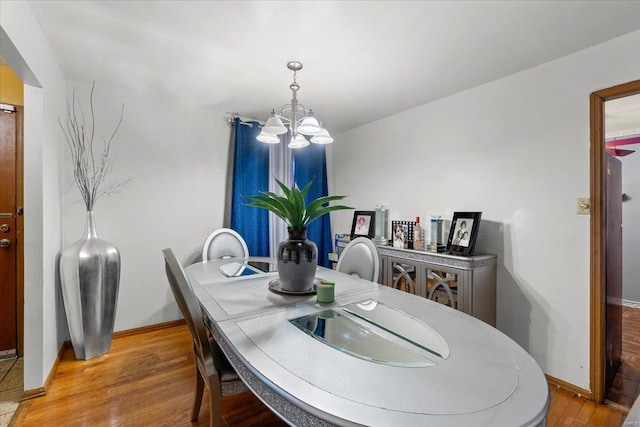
246,179,351,292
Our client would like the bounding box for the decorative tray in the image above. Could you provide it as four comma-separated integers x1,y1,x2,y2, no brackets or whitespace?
268,277,324,295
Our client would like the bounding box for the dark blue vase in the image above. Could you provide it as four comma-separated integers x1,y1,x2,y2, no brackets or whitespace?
277,228,317,292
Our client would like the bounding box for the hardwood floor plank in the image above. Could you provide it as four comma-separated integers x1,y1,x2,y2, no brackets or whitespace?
552,393,588,426
607,306,640,408
590,404,614,426
604,409,626,427
572,399,598,427
546,386,571,426
10,323,628,426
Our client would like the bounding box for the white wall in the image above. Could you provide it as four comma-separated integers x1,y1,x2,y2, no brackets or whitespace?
0,2,66,389
622,152,640,303
61,82,231,331
330,30,640,390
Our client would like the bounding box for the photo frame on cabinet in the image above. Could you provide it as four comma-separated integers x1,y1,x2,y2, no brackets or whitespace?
391,220,414,249
446,212,482,256
392,221,409,248
350,211,375,239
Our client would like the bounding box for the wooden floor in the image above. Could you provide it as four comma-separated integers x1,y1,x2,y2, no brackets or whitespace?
11,325,286,427
11,324,628,427
605,305,640,408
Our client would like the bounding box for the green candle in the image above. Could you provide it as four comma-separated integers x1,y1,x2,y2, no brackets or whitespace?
317,280,335,303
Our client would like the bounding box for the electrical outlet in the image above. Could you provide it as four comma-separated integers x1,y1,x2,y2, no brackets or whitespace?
577,198,590,215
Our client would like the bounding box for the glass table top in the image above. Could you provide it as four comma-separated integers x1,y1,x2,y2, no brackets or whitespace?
219,260,278,277
290,300,449,367
343,300,449,359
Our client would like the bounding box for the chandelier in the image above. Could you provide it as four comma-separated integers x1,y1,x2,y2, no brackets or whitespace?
257,61,333,148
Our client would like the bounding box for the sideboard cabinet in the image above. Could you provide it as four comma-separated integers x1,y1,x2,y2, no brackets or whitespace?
377,246,497,326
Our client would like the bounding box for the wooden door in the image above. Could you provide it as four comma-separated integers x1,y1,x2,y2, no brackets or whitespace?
605,152,623,389
0,104,18,354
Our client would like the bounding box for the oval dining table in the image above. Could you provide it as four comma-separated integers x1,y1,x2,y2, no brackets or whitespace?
185,257,549,427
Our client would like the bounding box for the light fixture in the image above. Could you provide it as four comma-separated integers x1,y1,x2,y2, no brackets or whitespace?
256,131,280,144
258,61,333,148
288,134,310,149
262,110,287,135
310,128,334,144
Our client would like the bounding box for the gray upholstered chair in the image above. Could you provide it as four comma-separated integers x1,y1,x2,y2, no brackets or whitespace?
163,248,240,426
201,228,249,261
336,237,380,283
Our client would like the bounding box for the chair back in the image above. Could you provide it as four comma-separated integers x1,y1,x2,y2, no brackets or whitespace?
163,248,217,370
336,237,380,282
202,228,249,261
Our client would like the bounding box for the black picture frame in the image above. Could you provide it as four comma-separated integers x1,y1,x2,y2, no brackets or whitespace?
446,212,482,256
350,211,375,239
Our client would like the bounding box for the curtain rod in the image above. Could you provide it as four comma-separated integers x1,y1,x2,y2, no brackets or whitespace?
226,113,264,127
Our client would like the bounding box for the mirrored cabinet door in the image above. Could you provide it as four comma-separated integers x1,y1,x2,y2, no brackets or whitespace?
377,247,496,326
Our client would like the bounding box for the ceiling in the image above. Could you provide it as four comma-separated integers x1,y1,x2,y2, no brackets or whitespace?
25,1,640,135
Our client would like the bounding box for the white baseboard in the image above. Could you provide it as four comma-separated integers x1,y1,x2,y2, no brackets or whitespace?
622,299,640,309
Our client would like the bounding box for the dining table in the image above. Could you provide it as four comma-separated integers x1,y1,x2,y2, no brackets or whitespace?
184,257,550,427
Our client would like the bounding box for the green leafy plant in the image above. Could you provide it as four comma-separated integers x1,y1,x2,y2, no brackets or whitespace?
245,179,352,231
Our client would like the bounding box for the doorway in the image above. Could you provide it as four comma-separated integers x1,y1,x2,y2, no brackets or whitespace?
590,79,640,404
604,94,640,408
0,102,23,357
0,60,24,359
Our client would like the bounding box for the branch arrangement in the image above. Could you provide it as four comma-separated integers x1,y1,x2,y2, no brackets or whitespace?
59,82,125,211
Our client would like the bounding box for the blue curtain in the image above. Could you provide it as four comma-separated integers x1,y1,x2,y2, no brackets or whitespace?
230,118,270,256
293,143,332,268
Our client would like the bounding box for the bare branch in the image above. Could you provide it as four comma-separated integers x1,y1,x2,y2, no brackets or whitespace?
59,82,128,211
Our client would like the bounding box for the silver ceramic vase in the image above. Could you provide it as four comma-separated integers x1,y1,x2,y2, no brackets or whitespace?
60,211,120,360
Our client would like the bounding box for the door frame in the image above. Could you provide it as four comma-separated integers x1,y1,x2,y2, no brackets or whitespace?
590,79,640,403
16,105,24,356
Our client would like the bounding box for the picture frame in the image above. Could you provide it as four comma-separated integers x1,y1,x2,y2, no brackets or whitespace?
350,211,375,239
391,220,415,249
392,221,409,248
446,212,482,256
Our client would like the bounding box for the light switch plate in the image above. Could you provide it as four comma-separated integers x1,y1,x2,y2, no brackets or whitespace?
577,198,590,215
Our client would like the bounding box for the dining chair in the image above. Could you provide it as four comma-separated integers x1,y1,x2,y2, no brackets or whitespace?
202,228,249,261
163,248,240,427
336,237,380,283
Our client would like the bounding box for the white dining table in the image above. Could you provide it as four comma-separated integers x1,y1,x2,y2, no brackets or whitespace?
185,257,549,427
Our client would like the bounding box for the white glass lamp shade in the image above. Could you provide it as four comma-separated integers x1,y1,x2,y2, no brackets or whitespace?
297,115,322,135
288,134,310,149
257,131,280,144
263,115,288,135
310,128,334,144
